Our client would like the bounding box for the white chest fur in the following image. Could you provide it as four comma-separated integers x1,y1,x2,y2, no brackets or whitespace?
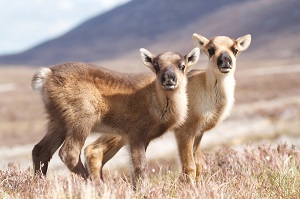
197,73,235,130
217,75,235,122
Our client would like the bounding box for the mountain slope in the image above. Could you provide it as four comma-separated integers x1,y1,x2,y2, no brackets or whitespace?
0,0,299,66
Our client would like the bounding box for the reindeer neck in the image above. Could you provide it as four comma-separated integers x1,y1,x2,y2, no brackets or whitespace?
205,65,235,95
152,80,188,126
205,64,236,121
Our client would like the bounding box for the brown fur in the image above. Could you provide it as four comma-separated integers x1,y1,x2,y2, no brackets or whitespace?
31,48,200,188
83,34,251,184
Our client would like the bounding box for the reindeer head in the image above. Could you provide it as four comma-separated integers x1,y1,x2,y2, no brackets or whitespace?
193,34,251,74
140,48,200,91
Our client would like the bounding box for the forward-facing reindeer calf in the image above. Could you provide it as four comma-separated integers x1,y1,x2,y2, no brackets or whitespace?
175,33,251,182
31,47,200,187
84,34,251,183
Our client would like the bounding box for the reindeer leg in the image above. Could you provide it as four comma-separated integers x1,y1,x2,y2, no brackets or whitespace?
193,133,204,183
129,139,147,190
85,134,125,182
175,130,196,184
59,125,90,179
32,118,66,176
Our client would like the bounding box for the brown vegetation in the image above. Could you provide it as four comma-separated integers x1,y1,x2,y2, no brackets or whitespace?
1,144,299,198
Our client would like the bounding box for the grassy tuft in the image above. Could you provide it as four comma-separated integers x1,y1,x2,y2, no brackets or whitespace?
1,143,299,198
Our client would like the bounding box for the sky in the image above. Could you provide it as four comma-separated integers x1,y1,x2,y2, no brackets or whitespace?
0,0,131,56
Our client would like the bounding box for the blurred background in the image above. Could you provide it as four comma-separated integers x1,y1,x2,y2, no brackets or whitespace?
0,0,299,173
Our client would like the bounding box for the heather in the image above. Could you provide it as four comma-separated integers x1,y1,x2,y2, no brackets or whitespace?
1,143,299,199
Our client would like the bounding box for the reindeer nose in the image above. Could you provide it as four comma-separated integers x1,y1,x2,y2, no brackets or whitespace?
217,51,232,66
162,70,177,84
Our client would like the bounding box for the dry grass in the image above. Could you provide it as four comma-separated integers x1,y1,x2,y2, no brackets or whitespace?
1,143,299,199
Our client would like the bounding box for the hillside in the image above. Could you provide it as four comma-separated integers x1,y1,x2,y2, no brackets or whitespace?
0,0,299,66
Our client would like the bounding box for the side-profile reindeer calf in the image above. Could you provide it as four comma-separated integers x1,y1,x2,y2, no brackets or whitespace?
31,48,200,187
83,34,251,183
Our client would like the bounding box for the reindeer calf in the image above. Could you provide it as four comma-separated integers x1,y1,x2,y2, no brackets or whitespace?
175,33,251,182
31,48,200,187
83,34,251,184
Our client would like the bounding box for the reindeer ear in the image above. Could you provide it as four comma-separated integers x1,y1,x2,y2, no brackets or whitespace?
236,34,251,52
140,48,155,70
185,47,200,69
193,33,209,49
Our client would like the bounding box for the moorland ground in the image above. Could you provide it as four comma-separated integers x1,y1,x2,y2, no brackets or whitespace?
0,58,300,198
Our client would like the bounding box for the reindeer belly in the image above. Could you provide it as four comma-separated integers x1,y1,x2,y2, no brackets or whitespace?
197,101,224,133
93,124,125,135
198,102,232,133
147,124,170,142
197,111,217,132
93,108,160,137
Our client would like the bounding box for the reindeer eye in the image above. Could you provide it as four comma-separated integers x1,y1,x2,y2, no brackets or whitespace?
208,48,215,57
233,48,238,56
180,64,185,71
154,63,160,72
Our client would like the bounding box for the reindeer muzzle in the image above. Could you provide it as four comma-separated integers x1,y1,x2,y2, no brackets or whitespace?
161,70,177,91
217,52,232,73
